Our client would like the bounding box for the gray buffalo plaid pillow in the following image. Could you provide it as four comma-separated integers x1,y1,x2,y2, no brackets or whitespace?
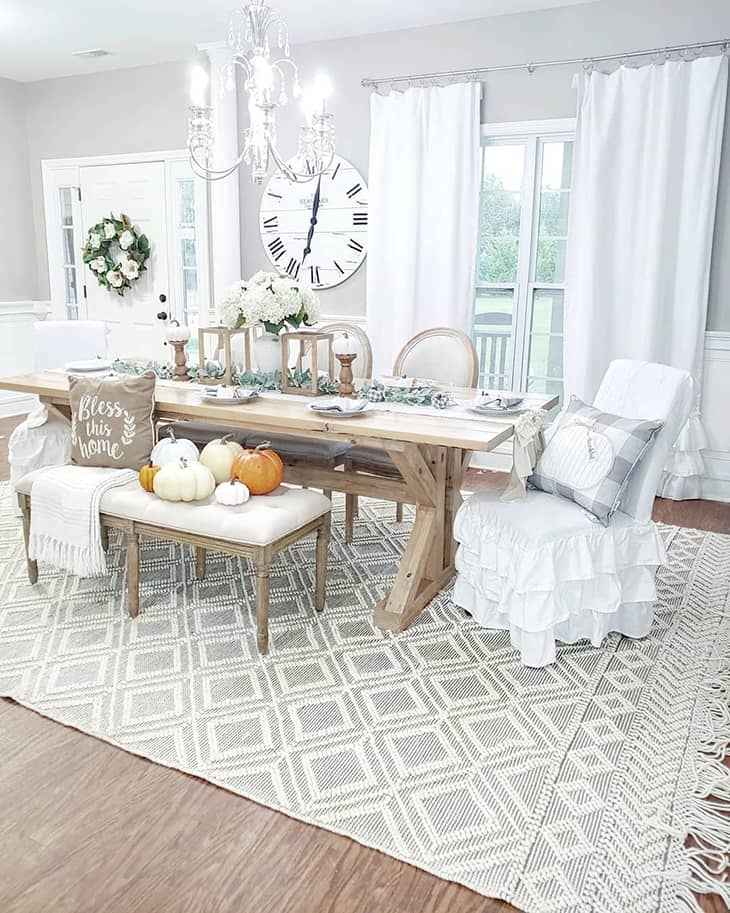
529,396,663,525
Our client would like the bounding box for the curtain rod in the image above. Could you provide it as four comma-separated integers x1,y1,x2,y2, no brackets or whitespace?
360,38,730,88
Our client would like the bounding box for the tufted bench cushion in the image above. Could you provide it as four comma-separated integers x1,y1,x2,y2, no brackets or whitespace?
16,471,330,547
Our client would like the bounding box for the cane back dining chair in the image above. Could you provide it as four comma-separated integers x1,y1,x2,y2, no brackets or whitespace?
345,327,479,541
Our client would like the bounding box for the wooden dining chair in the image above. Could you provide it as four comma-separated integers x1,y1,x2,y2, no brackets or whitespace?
247,322,374,500
344,327,479,541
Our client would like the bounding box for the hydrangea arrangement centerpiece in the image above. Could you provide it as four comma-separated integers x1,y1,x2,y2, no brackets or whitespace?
219,271,321,374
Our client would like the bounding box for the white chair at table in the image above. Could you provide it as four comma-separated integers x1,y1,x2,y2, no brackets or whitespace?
245,322,374,500
9,320,111,510
33,320,109,370
452,359,693,668
344,327,479,542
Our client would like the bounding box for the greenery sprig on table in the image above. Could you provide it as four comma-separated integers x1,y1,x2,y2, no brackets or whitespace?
112,359,340,395
357,382,436,406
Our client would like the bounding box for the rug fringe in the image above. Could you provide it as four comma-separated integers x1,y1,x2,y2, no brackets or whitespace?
671,630,730,911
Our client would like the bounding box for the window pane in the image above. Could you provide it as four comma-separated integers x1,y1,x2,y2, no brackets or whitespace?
528,289,564,381
473,288,514,389
478,143,525,283
180,180,195,225
182,237,197,268
183,268,199,321
534,141,573,284
64,266,77,306
62,226,75,266
59,187,74,225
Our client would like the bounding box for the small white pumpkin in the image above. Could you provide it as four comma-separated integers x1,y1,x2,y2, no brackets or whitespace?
151,428,200,467
214,479,250,506
152,457,215,502
200,434,245,483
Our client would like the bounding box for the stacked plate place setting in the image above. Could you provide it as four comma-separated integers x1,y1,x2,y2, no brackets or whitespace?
203,385,260,404
309,398,370,417
469,393,526,415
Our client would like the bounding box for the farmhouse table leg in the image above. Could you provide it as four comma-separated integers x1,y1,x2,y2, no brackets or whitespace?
344,493,356,543
373,444,465,634
19,495,38,585
254,547,271,655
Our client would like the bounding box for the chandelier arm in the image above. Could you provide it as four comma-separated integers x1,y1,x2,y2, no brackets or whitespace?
232,57,252,78
267,140,336,183
189,147,248,181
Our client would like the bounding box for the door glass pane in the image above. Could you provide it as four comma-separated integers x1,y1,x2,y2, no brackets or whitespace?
177,179,199,325
535,141,573,284
473,287,514,389
58,187,79,320
478,143,525,283
527,289,564,401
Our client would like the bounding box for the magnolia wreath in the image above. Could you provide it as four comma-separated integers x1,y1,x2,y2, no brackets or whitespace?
82,213,150,296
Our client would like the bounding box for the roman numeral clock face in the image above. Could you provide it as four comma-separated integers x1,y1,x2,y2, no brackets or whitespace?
259,154,368,290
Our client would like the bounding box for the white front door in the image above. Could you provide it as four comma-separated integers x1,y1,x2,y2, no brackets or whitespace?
80,161,169,360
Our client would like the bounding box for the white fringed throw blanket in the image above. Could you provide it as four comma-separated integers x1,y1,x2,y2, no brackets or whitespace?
28,465,137,577
501,408,548,502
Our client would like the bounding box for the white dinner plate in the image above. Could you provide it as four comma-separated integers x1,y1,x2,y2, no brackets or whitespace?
65,358,113,373
204,387,259,404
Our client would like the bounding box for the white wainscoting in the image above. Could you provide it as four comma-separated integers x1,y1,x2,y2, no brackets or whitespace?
0,300,51,417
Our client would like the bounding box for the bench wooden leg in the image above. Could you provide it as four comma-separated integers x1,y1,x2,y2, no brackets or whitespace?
100,524,109,552
345,493,356,543
395,502,404,523
124,522,140,619
18,495,38,585
323,489,332,501
254,547,271,655
315,515,330,613
195,547,206,579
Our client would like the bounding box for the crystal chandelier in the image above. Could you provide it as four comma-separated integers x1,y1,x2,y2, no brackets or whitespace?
188,1,335,184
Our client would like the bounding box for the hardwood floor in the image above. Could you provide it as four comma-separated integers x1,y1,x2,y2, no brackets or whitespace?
0,414,726,913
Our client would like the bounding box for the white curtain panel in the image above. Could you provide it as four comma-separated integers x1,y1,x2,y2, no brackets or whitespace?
366,82,481,376
564,55,728,499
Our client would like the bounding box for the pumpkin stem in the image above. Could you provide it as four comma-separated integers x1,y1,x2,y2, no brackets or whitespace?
220,433,233,444
255,442,272,452
167,428,177,442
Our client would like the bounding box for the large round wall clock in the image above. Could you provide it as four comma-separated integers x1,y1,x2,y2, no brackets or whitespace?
259,153,368,290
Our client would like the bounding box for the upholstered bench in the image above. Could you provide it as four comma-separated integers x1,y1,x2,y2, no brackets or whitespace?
16,473,331,655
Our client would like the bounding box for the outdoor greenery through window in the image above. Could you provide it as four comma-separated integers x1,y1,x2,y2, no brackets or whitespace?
59,187,80,320
473,124,573,400
178,179,200,362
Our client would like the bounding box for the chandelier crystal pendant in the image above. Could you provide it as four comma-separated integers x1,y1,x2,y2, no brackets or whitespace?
188,1,335,185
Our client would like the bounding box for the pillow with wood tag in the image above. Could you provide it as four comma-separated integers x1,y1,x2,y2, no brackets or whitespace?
528,396,663,525
69,371,156,470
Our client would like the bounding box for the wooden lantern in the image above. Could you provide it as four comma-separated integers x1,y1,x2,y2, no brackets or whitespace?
197,325,255,386
280,329,335,397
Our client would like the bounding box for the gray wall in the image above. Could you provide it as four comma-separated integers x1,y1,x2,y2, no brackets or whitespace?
0,77,36,299
23,61,192,300
239,0,730,328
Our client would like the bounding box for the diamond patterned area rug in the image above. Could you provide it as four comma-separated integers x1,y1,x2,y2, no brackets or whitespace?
0,483,728,913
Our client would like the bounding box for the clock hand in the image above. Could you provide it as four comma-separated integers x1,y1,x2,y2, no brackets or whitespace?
302,175,322,264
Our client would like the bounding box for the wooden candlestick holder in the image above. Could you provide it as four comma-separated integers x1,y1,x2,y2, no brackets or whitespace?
170,339,190,382
335,352,357,397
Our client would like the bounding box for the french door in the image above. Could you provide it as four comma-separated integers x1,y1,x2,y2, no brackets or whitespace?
473,120,575,400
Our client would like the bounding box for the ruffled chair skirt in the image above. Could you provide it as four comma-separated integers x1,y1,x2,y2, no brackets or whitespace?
452,490,666,667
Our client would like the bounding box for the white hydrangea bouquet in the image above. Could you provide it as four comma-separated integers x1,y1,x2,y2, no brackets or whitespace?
219,271,320,336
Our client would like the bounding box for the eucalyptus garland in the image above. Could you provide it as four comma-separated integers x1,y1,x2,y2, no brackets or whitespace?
357,381,435,406
83,213,150,296
112,359,340,395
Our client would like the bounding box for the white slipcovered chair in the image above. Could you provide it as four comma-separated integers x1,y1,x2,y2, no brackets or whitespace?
33,320,109,370
452,359,694,667
9,320,110,508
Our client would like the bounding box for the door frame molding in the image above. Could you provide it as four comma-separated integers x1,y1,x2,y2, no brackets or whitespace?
42,149,212,324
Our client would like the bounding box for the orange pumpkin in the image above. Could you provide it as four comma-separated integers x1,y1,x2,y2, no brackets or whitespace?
231,442,284,495
139,460,161,492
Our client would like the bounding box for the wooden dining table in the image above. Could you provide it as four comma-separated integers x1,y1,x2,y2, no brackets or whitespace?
0,370,557,634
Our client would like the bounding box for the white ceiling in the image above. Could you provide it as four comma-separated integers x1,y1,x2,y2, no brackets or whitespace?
1,0,596,82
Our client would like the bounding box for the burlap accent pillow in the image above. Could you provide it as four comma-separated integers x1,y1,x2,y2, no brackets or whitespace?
69,372,156,470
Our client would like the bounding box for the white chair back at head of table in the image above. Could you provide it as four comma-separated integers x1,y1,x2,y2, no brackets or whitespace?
393,327,478,388
33,320,110,371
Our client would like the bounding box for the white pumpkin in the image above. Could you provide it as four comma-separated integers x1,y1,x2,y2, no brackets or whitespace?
152,457,215,502
151,428,199,467
214,479,250,506
200,434,245,483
